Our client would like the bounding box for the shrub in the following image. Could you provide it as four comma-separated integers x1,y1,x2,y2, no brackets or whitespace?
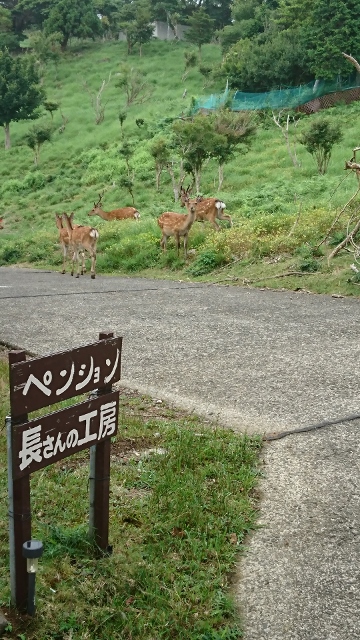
300,118,342,175
187,249,227,276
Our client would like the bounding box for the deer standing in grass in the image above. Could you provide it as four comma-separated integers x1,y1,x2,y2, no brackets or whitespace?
62,213,99,279
55,213,86,275
88,193,140,221
0,218,3,229
180,185,232,231
157,201,197,259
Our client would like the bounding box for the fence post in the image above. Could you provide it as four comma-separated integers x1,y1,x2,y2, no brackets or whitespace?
8,350,31,611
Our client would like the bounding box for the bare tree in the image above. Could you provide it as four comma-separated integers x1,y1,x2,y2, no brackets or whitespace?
83,72,112,124
328,148,360,262
272,110,301,168
115,65,152,107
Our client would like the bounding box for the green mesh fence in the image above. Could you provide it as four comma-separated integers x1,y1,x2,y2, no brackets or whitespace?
191,74,360,113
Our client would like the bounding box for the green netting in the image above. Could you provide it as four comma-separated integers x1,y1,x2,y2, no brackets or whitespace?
191,74,360,113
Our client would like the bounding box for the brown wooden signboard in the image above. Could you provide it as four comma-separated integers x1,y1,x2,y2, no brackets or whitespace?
10,336,122,417
11,391,119,479
7,332,122,612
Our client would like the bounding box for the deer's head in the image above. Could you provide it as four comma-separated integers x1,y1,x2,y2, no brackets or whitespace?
179,185,192,207
89,193,104,216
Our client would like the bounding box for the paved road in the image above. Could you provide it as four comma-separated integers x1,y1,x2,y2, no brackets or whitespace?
1,266,360,435
1,266,360,639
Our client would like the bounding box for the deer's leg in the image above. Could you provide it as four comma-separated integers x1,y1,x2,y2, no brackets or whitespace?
74,247,81,278
70,248,76,277
217,211,232,227
175,233,180,256
90,249,96,279
62,244,67,274
160,235,167,252
211,219,221,231
183,233,188,259
81,251,86,274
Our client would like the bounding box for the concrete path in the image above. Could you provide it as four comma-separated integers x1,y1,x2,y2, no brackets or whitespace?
1,266,360,639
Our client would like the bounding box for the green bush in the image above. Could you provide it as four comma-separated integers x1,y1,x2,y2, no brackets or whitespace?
187,249,226,276
0,245,23,264
298,257,320,272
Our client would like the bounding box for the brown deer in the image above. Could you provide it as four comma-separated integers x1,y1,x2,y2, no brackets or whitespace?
0,218,3,229
55,213,86,275
180,185,232,231
62,213,99,279
88,193,140,221
157,202,197,259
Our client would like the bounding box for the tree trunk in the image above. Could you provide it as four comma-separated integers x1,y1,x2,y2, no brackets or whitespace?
61,36,68,51
4,123,10,150
218,164,224,191
156,166,161,190
194,168,201,193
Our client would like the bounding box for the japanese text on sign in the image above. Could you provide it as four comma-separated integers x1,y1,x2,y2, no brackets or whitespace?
9,337,122,417
11,391,119,479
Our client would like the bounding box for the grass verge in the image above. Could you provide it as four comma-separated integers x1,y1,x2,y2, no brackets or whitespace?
0,348,261,640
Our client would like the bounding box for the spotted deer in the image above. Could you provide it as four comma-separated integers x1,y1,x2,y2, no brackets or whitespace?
62,213,99,279
55,213,86,275
157,202,197,259
88,193,140,221
180,185,232,231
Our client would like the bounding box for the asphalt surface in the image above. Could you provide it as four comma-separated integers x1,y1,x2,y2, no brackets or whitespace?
1,266,360,639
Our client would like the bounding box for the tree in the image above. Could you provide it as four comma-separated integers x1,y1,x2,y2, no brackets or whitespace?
44,99,59,119
182,50,197,82
212,109,256,189
83,72,112,124
185,8,215,61
149,137,170,190
119,174,135,205
303,0,360,80
132,0,154,56
116,0,153,55
118,140,133,178
27,30,62,80
24,122,52,165
115,64,152,106
172,115,226,192
0,5,19,51
222,30,311,92
118,109,127,137
43,0,102,50
0,48,44,149
300,118,342,175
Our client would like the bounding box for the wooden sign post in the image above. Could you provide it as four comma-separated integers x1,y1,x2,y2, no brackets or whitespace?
7,332,122,611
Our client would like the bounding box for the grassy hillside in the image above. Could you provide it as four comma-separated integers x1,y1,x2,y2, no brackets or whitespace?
1,38,360,295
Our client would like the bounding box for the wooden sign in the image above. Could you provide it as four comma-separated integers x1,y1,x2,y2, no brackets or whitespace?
7,332,122,612
11,391,119,479
9,336,122,418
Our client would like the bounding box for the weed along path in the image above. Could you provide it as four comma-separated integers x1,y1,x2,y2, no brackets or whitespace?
1,265,360,639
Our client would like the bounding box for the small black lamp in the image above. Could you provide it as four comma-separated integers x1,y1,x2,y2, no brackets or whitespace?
22,540,43,615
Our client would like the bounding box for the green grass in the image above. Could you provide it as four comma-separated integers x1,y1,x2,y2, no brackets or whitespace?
1,38,360,295
0,350,261,640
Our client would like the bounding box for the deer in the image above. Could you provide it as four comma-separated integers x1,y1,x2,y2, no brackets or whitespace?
88,193,140,221
157,201,197,259
179,185,232,231
0,218,3,229
62,213,99,279
55,213,86,275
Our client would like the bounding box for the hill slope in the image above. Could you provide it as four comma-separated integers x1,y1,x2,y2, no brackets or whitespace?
1,38,360,295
